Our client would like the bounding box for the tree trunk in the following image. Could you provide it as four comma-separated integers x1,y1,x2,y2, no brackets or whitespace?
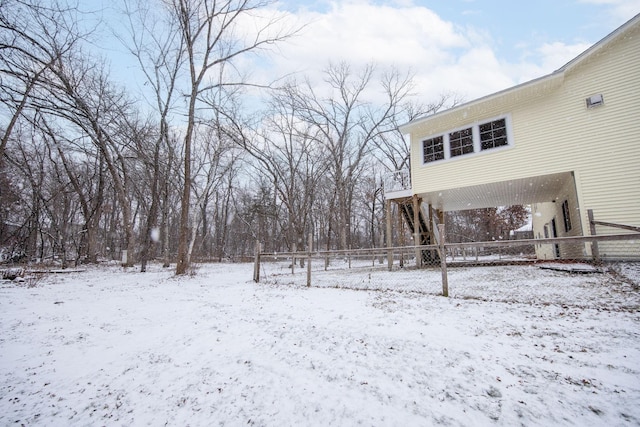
176,140,191,274
140,142,162,272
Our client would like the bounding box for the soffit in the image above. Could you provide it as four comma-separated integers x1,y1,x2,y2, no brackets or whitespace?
418,171,573,211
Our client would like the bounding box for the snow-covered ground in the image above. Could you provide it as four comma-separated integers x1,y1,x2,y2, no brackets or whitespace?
1,262,639,426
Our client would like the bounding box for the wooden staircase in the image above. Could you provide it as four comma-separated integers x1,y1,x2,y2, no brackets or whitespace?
398,199,439,264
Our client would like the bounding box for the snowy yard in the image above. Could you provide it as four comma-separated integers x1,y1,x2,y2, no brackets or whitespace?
1,263,639,426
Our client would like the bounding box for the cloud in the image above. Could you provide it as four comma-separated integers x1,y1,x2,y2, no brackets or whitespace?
247,0,636,107
537,41,593,71
260,1,513,103
274,2,467,69
504,40,593,84
578,0,640,23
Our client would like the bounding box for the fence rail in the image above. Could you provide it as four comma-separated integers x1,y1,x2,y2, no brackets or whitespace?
253,232,640,296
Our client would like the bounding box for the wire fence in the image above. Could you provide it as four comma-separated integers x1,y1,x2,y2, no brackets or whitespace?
253,232,640,298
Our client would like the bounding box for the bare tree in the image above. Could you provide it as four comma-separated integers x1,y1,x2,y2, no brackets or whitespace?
22,45,140,266
445,206,529,243
2,128,50,262
0,0,91,161
188,125,242,262
229,80,328,255
3,124,87,266
0,153,23,259
39,116,106,264
288,62,415,249
211,166,244,260
1,0,143,265
176,0,297,274
372,93,464,174
123,0,298,274
121,0,185,271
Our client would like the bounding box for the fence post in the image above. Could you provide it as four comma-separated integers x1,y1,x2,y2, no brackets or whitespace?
307,233,312,287
253,239,261,283
398,206,405,268
291,242,296,275
588,209,601,264
413,195,422,268
386,199,393,271
438,224,449,297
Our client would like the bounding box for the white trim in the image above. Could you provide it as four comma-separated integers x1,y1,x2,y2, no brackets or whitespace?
384,189,412,199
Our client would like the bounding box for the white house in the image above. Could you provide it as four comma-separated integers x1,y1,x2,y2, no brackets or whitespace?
388,14,640,261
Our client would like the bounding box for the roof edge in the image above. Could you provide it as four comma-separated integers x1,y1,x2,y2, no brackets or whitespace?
556,12,640,73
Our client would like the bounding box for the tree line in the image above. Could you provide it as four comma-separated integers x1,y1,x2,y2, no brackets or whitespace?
0,0,524,272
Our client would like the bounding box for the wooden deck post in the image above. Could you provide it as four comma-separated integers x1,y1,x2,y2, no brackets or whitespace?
398,203,405,268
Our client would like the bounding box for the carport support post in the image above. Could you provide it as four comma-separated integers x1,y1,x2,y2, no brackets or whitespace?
438,224,449,297
413,195,422,268
386,199,393,271
587,209,601,264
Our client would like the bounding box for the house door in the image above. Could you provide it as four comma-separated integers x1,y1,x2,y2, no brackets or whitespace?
551,218,560,258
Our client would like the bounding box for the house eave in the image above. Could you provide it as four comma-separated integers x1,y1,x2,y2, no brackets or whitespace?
398,72,564,134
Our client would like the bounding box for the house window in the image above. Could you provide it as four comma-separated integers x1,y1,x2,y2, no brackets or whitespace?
562,200,572,232
423,136,444,163
449,128,474,157
419,115,512,167
480,118,508,151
